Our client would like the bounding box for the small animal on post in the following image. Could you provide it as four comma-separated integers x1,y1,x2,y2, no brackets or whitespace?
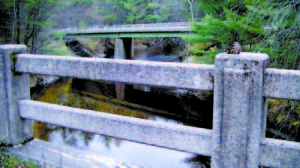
225,42,242,54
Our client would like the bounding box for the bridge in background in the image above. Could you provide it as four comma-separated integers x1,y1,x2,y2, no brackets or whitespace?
58,23,193,95
57,22,193,63
57,22,191,38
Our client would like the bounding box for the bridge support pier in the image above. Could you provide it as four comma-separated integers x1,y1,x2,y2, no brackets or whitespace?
114,39,127,100
0,45,33,146
212,53,269,167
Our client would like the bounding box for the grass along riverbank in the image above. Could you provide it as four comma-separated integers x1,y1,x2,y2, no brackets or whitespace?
0,150,38,168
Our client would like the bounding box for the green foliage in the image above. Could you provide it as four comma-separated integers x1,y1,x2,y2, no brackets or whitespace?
96,0,179,24
186,0,300,133
192,55,214,64
78,20,86,28
104,14,117,23
187,0,300,69
52,31,65,39
25,20,51,28
267,99,300,137
42,39,74,56
0,151,38,168
249,0,300,69
146,14,161,21
186,0,264,60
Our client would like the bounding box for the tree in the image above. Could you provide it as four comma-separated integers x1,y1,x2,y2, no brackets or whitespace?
249,0,300,69
188,0,300,141
248,0,300,142
0,0,15,43
23,0,52,53
186,0,264,60
96,0,165,24
0,0,53,53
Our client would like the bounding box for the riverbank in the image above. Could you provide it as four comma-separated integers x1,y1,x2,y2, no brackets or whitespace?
0,150,38,168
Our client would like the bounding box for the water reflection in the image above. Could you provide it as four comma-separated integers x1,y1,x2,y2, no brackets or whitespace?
31,68,212,167
42,125,208,168
71,78,213,129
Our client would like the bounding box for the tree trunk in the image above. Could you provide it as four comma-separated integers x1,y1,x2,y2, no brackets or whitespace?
16,0,21,44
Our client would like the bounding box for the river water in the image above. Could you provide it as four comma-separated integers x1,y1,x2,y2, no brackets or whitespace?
31,48,212,168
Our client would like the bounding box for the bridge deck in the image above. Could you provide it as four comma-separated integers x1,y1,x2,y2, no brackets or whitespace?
56,22,192,38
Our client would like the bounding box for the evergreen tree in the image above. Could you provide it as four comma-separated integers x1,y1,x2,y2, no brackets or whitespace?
249,0,300,69
186,0,264,61
97,0,167,24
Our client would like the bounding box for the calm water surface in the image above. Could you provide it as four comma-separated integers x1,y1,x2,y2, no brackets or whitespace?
31,50,212,168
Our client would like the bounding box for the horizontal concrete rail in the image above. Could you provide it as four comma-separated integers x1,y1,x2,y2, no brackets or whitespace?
260,138,300,167
64,32,189,38
264,68,300,100
58,22,190,34
64,26,190,34
19,100,212,156
16,54,214,90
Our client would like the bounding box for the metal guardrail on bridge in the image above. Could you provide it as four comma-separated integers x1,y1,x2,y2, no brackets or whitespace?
1,45,300,167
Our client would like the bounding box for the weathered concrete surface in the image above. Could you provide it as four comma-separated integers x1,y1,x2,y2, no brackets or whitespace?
16,54,214,90
115,39,125,60
212,52,269,168
64,26,189,34
222,68,252,166
260,138,300,168
19,100,213,156
264,68,300,100
61,23,190,38
114,39,126,100
0,45,33,145
65,33,189,38
4,139,144,168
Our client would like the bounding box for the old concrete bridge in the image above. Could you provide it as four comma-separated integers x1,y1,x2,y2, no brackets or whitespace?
58,22,191,38
58,22,192,60
1,44,300,167
58,23,193,96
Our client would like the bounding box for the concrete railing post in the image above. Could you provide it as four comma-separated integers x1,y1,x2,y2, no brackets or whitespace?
212,53,269,167
0,45,33,146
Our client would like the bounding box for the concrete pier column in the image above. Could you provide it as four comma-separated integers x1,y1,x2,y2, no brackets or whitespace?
114,39,126,100
0,45,33,146
212,53,269,168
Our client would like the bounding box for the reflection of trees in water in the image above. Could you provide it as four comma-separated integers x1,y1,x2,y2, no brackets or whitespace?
32,78,210,167
184,155,211,168
33,122,53,141
60,128,77,147
82,132,94,146
102,136,123,149
60,128,94,147
32,78,152,148
59,127,123,149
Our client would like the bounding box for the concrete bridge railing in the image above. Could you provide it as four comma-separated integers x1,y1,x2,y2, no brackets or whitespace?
1,45,300,167
58,22,191,33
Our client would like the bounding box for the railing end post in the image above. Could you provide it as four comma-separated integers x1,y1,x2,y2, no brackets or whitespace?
0,45,33,146
212,52,269,168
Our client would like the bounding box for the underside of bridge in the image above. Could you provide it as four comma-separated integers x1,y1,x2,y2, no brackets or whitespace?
63,30,188,101
64,37,134,59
